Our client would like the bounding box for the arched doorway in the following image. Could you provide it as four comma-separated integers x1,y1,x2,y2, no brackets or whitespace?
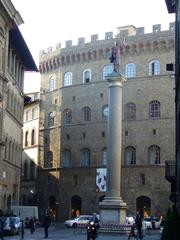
71,195,81,218
136,196,151,218
49,196,56,222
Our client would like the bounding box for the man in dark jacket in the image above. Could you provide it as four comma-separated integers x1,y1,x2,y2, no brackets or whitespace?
43,213,51,238
135,212,142,240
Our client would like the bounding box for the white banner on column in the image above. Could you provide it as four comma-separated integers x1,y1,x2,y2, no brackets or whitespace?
96,168,107,192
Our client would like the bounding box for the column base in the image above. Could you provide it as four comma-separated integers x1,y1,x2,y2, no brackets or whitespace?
99,197,127,224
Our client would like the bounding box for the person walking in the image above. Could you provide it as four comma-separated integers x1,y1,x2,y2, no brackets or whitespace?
43,213,51,238
29,217,35,234
135,212,142,240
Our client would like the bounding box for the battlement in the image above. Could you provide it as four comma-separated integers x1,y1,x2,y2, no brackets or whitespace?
39,22,175,58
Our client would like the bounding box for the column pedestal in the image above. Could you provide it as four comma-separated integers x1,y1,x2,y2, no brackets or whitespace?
99,72,127,224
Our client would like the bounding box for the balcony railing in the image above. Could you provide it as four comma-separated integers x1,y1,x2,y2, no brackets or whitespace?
165,160,176,183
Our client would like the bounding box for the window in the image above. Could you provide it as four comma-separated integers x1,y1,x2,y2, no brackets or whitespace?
124,146,136,165
24,162,28,180
48,112,55,127
103,65,113,79
125,103,136,120
101,148,107,166
81,148,91,166
49,76,56,91
82,107,91,122
25,111,28,121
83,69,91,83
31,129,35,145
149,60,160,75
125,63,136,78
64,72,72,86
62,150,71,167
63,109,72,124
149,100,160,119
148,145,160,164
25,131,28,146
45,151,53,168
30,161,35,179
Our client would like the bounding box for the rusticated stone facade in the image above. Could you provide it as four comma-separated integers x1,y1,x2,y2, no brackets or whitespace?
38,23,175,221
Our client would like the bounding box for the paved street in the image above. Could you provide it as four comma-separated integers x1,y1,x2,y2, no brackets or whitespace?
4,223,162,240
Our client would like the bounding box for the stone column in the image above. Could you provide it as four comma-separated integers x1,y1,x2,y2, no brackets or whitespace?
99,72,127,224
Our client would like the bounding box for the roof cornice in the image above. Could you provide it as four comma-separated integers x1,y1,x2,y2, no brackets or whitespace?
1,0,24,26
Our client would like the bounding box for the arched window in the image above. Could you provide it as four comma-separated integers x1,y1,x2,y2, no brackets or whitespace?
83,69,91,83
124,146,136,165
81,148,91,166
103,65,113,80
125,63,136,78
82,107,91,122
148,145,160,164
63,109,72,124
149,60,160,75
25,131,28,146
49,76,56,91
31,129,35,145
62,150,71,167
149,100,160,119
125,103,136,120
64,72,72,86
30,161,35,179
24,161,28,180
101,147,107,166
45,151,53,168
48,112,55,127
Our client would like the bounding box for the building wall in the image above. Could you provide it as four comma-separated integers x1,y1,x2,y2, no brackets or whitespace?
39,23,175,221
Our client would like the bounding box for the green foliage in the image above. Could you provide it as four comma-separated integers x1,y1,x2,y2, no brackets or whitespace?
161,205,180,240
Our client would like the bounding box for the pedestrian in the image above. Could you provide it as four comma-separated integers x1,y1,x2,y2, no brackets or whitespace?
29,217,35,234
0,219,4,240
21,220,24,240
43,212,51,238
135,211,142,240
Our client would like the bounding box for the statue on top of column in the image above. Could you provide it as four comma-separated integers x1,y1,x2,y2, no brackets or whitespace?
109,38,127,73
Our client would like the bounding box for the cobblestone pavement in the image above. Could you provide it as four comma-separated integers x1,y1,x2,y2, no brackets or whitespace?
4,224,161,240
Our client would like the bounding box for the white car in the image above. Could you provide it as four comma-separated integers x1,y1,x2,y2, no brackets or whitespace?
144,217,160,229
64,215,93,227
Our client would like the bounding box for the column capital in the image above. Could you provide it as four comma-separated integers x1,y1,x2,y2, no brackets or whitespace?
105,72,126,87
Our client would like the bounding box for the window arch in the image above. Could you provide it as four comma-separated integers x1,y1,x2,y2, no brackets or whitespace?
25,131,28,146
125,103,136,120
49,76,56,91
48,112,55,127
149,100,160,119
31,129,35,145
148,145,160,164
83,69,91,83
101,147,107,166
62,150,71,167
149,60,160,75
63,109,72,124
64,72,72,86
82,107,91,122
125,63,136,78
81,148,91,166
124,146,136,165
103,65,113,79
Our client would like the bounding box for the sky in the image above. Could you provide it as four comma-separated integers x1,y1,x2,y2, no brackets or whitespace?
11,0,175,93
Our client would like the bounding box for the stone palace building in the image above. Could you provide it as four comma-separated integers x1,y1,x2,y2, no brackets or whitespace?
35,23,175,221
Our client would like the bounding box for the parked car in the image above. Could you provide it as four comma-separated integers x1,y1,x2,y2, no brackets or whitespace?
0,217,22,235
144,216,160,229
64,215,93,227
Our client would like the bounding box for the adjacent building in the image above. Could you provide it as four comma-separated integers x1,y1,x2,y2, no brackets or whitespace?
0,0,38,215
